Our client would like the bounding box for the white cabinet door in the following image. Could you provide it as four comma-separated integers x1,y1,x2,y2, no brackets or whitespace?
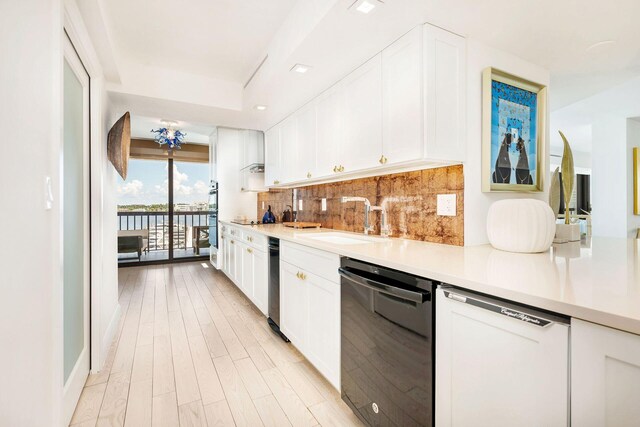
241,129,264,167
342,54,383,173
239,242,253,298
252,249,268,315
279,116,298,184
436,288,569,427
295,102,317,182
315,86,343,178
382,26,424,165
280,261,308,351
572,319,640,427
227,237,236,283
305,271,340,390
423,23,466,162
264,125,281,187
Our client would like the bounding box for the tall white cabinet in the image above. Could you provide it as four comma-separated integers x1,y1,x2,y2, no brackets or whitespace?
264,23,466,188
571,319,640,427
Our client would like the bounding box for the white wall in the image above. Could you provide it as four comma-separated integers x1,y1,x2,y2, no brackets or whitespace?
591,115,627,237
464,38,551,246
0,0,62,424
216,127,258,222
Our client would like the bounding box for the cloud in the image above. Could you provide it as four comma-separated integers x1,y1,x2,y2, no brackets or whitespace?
155,164,199,196
117,179,144,196
193,180,208,194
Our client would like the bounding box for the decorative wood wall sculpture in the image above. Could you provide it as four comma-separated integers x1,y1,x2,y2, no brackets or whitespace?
107,111,131,179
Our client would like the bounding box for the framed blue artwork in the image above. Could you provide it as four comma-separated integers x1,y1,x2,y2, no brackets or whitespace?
482,68,547,192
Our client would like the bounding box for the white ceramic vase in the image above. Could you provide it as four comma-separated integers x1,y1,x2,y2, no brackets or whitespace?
555,223,581,242
486,199,556,253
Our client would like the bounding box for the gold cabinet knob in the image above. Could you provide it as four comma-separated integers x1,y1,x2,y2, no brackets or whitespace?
333,166,338,173
379,155,388,165
231,240,234,244
296,271,306,280
273,180,280,185
339,165,345,172
307,172,312,179
247,248,253,254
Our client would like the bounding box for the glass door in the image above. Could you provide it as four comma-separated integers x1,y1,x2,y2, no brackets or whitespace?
172,160,211,259
117,156,210,264
117,158,169,263
62,35,91,424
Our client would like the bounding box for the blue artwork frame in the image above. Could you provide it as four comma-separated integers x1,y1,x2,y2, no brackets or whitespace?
482,67,547,192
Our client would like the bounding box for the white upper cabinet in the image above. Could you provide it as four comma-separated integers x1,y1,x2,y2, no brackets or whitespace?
263,23,466,187
572,319,640,427
423,23,466,162
342,54,383,173
382,26,424,165
315,86,343,178
264,126,281,187
295,102,318,182
279,115,298,184
241,130,264,168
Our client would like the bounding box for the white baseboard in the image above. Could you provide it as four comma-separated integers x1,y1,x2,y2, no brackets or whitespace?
95,303,121,373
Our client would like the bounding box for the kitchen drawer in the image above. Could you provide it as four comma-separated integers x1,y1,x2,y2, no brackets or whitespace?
240,229,268,251
281,241,340,283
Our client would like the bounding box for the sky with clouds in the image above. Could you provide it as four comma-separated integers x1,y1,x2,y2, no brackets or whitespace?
117,159,209,205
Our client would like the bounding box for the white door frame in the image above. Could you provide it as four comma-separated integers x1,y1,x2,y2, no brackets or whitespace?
61,1,113,424
61,33,91,424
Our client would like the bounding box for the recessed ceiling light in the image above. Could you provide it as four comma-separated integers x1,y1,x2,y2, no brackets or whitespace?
586,40,616,52
350,0,380,14
254,105,267,111
291,64,311,74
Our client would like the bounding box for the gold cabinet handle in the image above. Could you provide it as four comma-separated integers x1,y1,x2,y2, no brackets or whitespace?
307,172,312,179
273,180,280,185
247,248,253,254
339,165,345,172
296,271,306,280
379,155,388,165
333,166,338,173
247,236,253,242
231,240,234,244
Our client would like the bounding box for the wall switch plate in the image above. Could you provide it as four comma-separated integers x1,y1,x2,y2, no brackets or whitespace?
321,198,327,211
298,199,303,211
437,194,456,216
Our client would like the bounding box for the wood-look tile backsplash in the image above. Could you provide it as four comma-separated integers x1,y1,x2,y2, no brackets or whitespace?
257,165,464,246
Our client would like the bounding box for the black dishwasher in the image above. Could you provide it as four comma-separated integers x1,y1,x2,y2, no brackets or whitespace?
339,258,435,427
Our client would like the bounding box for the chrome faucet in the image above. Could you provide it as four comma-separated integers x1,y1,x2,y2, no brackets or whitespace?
370,205,391,238
341,196,391,237
341,196,373,234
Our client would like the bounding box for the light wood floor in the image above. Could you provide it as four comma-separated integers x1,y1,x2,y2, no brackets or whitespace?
70,262,363,427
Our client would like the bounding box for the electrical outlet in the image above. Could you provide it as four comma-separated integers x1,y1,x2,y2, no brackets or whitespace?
321,198,327,211
261,201,265,210
437,194,456,216
298,199,303,211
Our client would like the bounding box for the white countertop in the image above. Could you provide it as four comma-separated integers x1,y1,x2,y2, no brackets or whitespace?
221,221,640,335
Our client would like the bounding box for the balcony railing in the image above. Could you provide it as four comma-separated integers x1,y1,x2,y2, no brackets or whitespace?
117,210,211,252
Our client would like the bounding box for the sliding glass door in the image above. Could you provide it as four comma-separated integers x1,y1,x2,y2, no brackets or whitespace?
117,155,210,265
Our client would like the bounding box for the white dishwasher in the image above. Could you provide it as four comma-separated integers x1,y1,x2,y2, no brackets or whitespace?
436,287,570,427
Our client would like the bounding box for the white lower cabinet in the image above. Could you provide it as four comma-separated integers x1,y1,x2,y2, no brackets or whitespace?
280,242,341,390
571,319,640,426
436,288,569,426
220,225,268,316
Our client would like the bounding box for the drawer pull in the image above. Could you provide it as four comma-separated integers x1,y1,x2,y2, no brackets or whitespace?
231,240,234,245
296,271,306,280
247,248,253,254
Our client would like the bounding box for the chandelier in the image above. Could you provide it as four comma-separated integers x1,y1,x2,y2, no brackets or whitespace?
151,120,186,149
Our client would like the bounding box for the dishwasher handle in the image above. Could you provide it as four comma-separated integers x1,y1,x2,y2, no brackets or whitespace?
442,289,561,328
339,267,429,303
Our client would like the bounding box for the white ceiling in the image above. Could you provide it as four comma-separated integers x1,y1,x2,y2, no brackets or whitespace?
85,0,640,129
103,0,297,83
